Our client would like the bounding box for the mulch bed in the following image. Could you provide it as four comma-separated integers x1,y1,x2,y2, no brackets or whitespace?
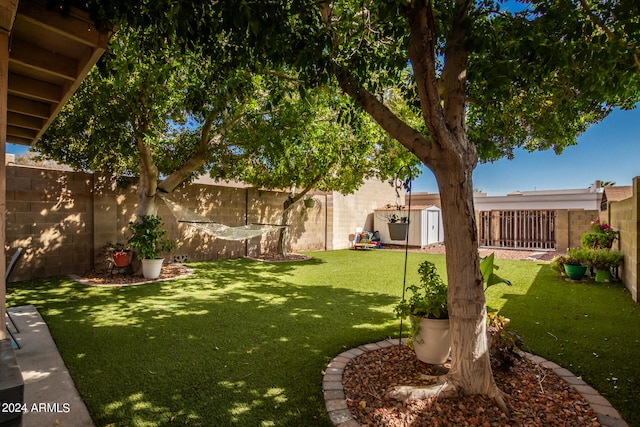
342,345,600,426
77,263,190,286
249,253,312,262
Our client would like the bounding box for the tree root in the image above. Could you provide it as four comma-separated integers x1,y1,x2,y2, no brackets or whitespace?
389,376,461,402
389,375,511,416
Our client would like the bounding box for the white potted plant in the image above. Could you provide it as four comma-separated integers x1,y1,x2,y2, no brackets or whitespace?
128,215,176,279
395,254,510,365
395,260,450,364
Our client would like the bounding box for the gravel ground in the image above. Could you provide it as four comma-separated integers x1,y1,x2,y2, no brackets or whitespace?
343,345,599,427
382,243,560,262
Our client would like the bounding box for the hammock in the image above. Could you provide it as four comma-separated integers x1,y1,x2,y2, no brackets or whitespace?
159,195,286,241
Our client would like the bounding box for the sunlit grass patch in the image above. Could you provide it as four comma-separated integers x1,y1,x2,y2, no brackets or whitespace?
8,250,640,426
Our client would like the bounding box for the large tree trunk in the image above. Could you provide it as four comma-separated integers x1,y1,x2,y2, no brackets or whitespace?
328,0,507,409
276,197,294,256
434,162,502,401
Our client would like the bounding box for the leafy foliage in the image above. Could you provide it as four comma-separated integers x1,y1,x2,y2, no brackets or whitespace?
480,253,512,291
581,219,620,249
395,260,448,320
128,215,175,260
586,248,624,270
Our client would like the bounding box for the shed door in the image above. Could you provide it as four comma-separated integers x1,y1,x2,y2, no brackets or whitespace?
427,210,440,244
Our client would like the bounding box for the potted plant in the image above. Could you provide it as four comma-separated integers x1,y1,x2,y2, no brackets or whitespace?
563,248,590,280
303,197,316,208
395,260,450,364
100,242,133,268
128,215,176,279
110,242,132,267
385,204,409,241
587,248,624,282
395,255,510,365
581,219,619,249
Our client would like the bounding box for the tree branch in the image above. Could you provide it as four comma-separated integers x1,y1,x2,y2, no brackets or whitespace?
159,116,214,192
442,0,472,135
405,0,449,148
318,1,434,167
335,68,434,166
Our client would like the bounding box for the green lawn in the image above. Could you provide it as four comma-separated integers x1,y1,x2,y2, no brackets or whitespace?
8,250,640,427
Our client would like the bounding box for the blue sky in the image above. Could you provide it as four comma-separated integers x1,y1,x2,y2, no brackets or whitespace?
412,106,640,195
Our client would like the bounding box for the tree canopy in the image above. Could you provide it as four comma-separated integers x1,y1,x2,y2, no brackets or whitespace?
38,24,419,218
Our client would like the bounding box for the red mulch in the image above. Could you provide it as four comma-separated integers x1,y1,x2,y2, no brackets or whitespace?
250,253,312,262
78,263,190,286
342,345,600,427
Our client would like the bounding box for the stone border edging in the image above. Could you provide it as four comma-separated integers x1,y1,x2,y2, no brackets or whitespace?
323,339,628,427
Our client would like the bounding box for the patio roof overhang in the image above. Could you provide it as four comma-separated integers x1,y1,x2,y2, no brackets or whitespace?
1,0,111,146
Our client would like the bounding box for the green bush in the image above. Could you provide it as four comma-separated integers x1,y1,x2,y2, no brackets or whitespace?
588,249,624,270
581,219,619,249
395,260,448,320
128,215,176,260
550,255,567,273
565,248,591,266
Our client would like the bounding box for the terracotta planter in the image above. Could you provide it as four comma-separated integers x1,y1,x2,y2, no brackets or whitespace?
112,250,132,267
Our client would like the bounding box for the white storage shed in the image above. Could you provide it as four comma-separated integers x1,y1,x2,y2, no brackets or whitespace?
374,205,444,247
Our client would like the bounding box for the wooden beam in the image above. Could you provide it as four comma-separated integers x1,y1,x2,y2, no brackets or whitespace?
7,111,43,130
0,0,17,33
17,1,106,48
30,31,108,145
0,25,9,340
7,125,37,139
7,94,50,118
9,38,77,81
8,72,61,103
6,135,31,145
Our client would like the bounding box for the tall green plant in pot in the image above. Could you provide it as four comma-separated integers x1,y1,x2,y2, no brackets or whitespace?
588,248,624,282
395,260,450,364
396,255,510,365
128,215,176,279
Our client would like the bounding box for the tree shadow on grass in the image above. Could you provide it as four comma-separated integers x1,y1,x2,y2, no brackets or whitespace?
8,257,398,427
495,262,640,427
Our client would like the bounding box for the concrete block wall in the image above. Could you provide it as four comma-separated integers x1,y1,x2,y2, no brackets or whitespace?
605,176,639,302
6,165,94,281
330,180,400,250
91,179,330,268
555,209,599,252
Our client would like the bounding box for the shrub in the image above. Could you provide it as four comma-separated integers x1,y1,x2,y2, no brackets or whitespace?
565,247,591,266
395,260,448,320
582,219,619,249
588,249,624,270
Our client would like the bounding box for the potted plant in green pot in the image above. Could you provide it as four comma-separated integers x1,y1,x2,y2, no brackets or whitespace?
395,260,450,364
588,248,624,282
128,215,176,279
563,248,590,280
